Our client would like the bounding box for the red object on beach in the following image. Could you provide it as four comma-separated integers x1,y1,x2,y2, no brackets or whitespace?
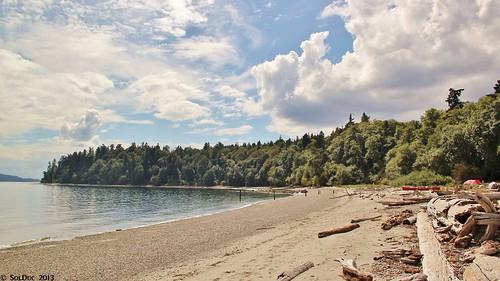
401,186,441,191
463,179,481,185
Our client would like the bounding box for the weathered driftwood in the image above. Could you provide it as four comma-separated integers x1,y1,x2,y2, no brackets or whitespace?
463,254,500,281
381,209,413,230
380,248,413,256
351,215,382,223
467,240,500,256
426,197,489,235
456,216,476,242
376,248,422,265
454,234,473,248
318,223,360,238
416,212,460,281
403,196,435,203
472,212,500,225
463,192,500,201
436,232,453,242
435,225,452,233
403,215,417,225
277,261,314,281
475,192,498,241
379,200,422,206
427,197,452,217
335,258,373,281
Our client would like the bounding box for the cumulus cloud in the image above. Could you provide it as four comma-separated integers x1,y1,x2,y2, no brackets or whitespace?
0,49,114,137
172,36,240,67
214,125,253,136
127,72,212,122
213,85,263,118
61,110,101,141
249,0,500,136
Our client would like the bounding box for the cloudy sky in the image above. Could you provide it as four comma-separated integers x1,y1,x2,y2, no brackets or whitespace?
1,0,499,178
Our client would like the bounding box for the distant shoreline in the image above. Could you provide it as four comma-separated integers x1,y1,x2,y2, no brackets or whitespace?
42,182,299,194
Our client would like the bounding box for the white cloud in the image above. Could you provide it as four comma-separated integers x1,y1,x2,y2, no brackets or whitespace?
190,118,224,127
61,110,101,141
0,0,214,38
249,0,500,136
172,36,240,67
149,0,214,37
319,0,350,19
0,49,114,137
0,49,155,138
127,72,212,122
224,4,264,48
98,109,154,125
214,125,253,136
217,85,247,99
2,23,172,78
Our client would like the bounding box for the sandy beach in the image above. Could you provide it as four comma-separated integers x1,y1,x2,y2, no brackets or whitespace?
0,187,419,280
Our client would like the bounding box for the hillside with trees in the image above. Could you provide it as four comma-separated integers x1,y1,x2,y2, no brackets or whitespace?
42,85,500,187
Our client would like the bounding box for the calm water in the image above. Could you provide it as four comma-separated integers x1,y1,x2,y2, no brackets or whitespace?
0,182,275,247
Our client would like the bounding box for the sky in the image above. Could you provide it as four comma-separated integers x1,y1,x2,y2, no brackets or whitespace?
0,0,499,178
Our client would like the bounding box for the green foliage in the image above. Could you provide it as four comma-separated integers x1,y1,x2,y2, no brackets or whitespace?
41,91,500,187
382,169,452,186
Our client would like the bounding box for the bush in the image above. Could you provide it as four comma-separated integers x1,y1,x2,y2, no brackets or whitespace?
452,163,482,183
329,164,364,185
382,169,452,186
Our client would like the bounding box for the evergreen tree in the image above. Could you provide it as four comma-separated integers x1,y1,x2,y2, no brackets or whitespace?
361,112,370,122
494,80,500,94
446,88,464,110
41,89,499,187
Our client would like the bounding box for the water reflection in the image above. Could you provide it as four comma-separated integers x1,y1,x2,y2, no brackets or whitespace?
0,183,274,246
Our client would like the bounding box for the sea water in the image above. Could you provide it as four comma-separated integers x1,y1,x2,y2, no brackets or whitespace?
0,182,275,247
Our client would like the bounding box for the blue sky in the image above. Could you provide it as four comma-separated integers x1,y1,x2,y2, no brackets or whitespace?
1,0,499,178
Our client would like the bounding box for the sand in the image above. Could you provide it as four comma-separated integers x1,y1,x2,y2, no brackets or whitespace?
0,187,419,281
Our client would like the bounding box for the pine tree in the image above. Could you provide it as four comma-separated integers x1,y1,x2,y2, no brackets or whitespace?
446,88,464,110
361,112,370,122
494,80,500,94
345,113,355,128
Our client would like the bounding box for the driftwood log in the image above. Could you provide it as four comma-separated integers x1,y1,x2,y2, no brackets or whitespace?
379,200,423,206
466,240,500,256
416,212,460,281
375,248,422,265
318,223,360,238
472,212,500,225
475,192,498,241
463,254,500,281
277,261,314,281
351,215,382,223
403,215,417,225
381,209,414,230
335,258,373,281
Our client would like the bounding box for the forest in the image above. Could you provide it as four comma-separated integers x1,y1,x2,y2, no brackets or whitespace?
42,82,500,187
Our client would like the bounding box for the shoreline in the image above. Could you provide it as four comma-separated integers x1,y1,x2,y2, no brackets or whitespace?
42,182,299,194
1,196,282,251
0,187,339,280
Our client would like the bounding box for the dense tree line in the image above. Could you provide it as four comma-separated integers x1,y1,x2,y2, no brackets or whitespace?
42,88,499,187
